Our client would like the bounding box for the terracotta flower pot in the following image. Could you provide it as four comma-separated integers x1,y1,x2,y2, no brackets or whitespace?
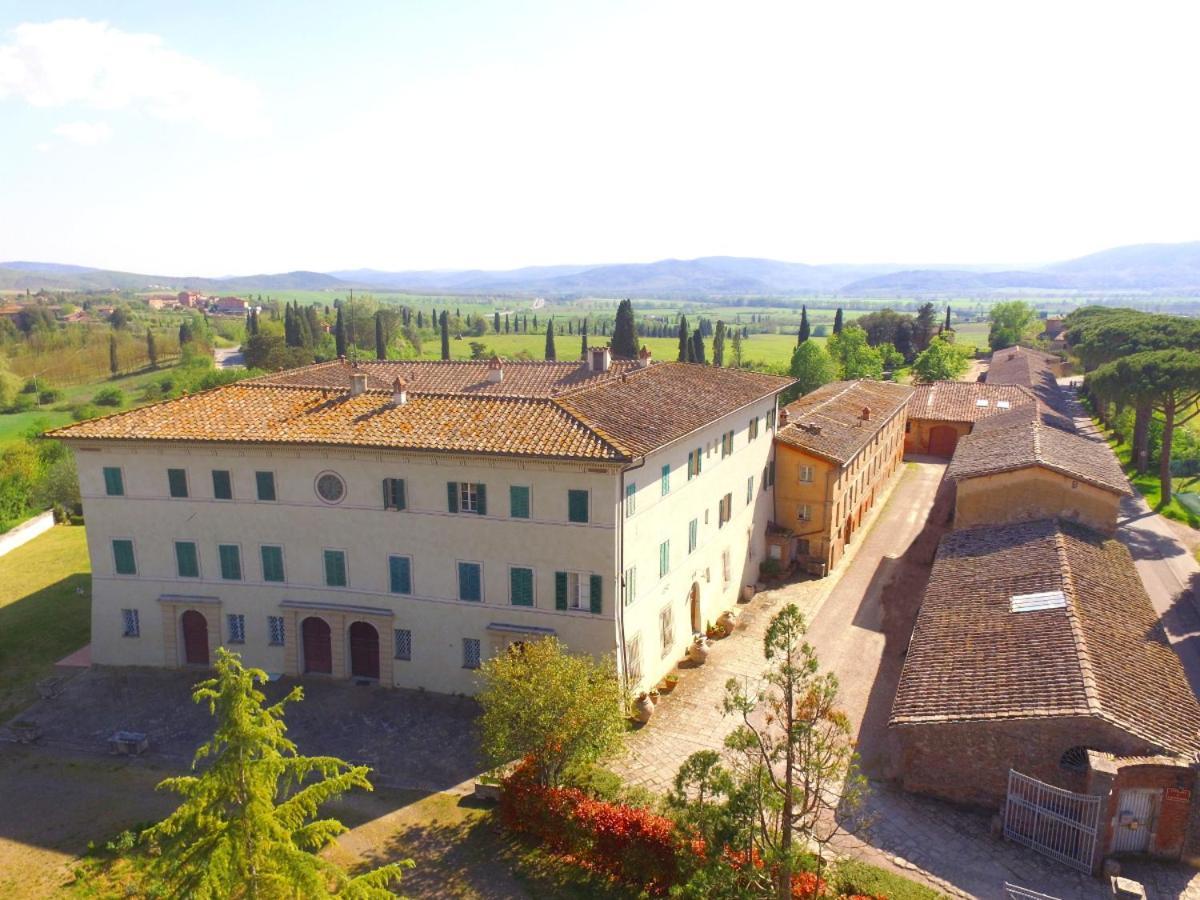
688,637,710,665
634,693,655,723
718,610,738,636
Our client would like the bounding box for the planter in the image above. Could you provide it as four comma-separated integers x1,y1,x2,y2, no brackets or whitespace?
633,693,655,723
717,610,738,636
647,689,661,705
659,676,679,694
688,637,710,665
473,779,503,803
740,584,756,602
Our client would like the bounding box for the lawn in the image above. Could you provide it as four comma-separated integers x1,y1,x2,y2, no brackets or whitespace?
0,525,91,722
1100,425,1200,528
0,408,75,447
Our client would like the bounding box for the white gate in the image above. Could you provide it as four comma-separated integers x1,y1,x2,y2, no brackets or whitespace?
1004,770,1101,873
1111,788,1157,854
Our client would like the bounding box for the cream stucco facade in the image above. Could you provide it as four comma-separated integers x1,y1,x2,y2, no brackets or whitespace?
74,394,779,696
953,466,1123,534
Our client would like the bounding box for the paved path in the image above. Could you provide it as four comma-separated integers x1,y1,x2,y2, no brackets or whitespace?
213,346,245,368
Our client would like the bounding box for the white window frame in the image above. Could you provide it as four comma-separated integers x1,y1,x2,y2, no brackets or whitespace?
626,633,643,685
799,464,814,484
167,467,190,499
459,482,480,513
564,570,590,610
798,503,812,522
722,548,732,584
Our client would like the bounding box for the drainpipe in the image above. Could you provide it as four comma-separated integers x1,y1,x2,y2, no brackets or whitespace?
616,454,648,698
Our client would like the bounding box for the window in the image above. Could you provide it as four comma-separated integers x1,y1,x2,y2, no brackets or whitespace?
798,503,812,522
659,605,674,657
167,468,189,498
660,464,670,496
394,628,412,661
267,615,285,646
255,471,276,502
510,566,534,606
218,544,242,581
121,607,140,637
718,493,733,527
767,460,776,487
722,549,731,584
509,485,530,519
389,555,413,595
175,541,199,578
382,477,407,510
568,489,589,523
721,429,735,458
623,565,637,606
626,634,643,685
227,613,245,644
746,475,755,505
799,465,814,483
315,471,346,504
749,416,759,440
324,549,348,587
458,561,482,602
103,466,124,496
556,571,601,613
767,408,776,430
261,545,285,583
1060,746,1089,773
688,518,698,554
463,637,481,669
659,540,670,578
624,483,636,518
112,539,136,575
687,446,703,480
447,481,486,515
212,469,233,500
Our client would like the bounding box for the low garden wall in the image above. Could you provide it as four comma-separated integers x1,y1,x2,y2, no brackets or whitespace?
0,510,55,559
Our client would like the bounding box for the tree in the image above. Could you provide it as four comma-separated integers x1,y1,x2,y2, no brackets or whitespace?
786,341,836,401
544,318,557,361
146,330,158,368
439,311,450,361
722,604,863,899
712,320,726,367
825,325,882,380
179,321,194,345
374,312,386,360
944,305,952,332
493,311,501,333
832,308,844,335
913,302,937,352
334,307,347,358
109,307,129,329
109,333,119,376
677,315,690,362
477,638,623,787
797,306,810,345
612,299,638,358
987,300,1037,351
580,319,589,358
730,330,744,368
691,329,707,365
142,650,409,898
911,334,970,382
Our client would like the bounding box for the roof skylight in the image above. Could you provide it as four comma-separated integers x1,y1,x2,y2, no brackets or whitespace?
1010,590,1066,613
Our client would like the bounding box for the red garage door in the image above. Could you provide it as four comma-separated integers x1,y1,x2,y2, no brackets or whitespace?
302,617,333,674
928,425,960,457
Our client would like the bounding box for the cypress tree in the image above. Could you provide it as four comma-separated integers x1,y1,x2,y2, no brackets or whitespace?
109,332,119,376
677,315,690,362
494,311,501,333
375,312,386,360
580,319,588,358
544,318,557,361
304,305,320,342
505,314,510,334
533,314,538,332
416,310,424,329
334,307,346,357
284,305,296,346
833,308,844,335
691,328,706,364
146,330,158,368
611,299,638,359
945,305,952,331
179,321,193,345
798,306,810,344
440,311,450,360
712,320,726,367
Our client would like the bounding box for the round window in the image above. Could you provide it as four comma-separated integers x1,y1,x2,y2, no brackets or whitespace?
315,471,346,504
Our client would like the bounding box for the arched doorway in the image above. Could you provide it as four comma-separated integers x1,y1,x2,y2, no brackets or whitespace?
181,610,209,666
302,617,333,675
928,425,959,457
348,621,380,680
689,583,701,634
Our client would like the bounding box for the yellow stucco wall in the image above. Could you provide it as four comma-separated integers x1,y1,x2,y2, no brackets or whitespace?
954,466,1122,533
904,418,970,457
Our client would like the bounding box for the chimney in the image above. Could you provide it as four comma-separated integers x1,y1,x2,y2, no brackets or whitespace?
637,345,652,368
350,372,368,396
487,355,504,384
861,406,872,422
589,345,612,373
779,407,789,427
391,376,408,406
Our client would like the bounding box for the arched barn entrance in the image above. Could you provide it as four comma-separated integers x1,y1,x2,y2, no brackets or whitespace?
181,610,209,666
928,425,959,457
349,621,380,680
302,617,333,674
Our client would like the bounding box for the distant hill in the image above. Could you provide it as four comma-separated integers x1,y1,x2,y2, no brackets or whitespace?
6,241,1200,297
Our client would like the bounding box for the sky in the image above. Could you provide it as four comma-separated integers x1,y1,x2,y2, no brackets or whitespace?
2,0,1199,276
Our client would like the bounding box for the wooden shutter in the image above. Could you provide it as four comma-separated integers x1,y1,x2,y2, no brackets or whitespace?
113,540,135,574
511,567,533,606
589,574,602,614
104,467,123,496
555,571,568,610
447,481,459,513
390,556,411,594
510,485,530,518
476,483,487,516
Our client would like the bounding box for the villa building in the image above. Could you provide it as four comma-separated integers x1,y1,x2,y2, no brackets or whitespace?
49,351,790,695
904,380,1039,457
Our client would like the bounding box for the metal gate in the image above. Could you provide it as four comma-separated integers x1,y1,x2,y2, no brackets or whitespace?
1004,770,1101,873
1111,788,1157,854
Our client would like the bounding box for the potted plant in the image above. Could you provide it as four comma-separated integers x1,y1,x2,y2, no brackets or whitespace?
717,609,738,636
705,620,724,640
659,673,679,693
758,558,783,583
688,635,710,665
633,691,655,723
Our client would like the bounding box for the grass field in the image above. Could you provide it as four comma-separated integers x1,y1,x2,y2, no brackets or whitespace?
0,525,91,722
1101,426,1200,528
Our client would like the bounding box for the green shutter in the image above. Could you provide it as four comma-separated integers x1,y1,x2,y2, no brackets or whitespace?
255,471,276,501
175,541,199,578
324,550,347,587
447,481,459,513
476,483,487,516
395,479,406,510
389,556,412,594
212,470,232,500
568,489,589,523
219,544,242,580
103,466,124,496
261,546,284,582
696,447,702,473
458,562,481,601
555,571,568,610
112,539,136,575
589,574,602,614
510,485,530,519
167,468,188,498
661,464,670,495
511,567,533,606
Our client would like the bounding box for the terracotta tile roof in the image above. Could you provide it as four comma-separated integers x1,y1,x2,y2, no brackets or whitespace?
906,381,1039,424
777,380,912,465
891,519,1200,757
985,345,1073,420
48,360,791,462
947,408,1131,495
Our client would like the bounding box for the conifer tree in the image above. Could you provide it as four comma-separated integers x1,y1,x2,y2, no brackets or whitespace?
440,311,450,360
375,312,386,360
798,306,810,344
691,328,706,364
731,330,744,368
146,330,158,368
494,311,501,333
334,307,346,357
416,310,424,330
533,314,539,332
833,308,844,335
712,320,726,367
109,332,119,376
611,299,638,358
304,305,320,343
580,319,588,358
545,318,557,361
677,315,690,362
945,305,952,332
179,321,194,346
505,313,510,334
142,650,410,898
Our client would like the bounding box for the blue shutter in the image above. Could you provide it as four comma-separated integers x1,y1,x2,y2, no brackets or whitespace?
568,489,589,523
212,470,233,500
555,571,568,610
447,481,459,513
261,546,285,582
589,574,602,614
167,468,188,498
389,556,412,594
661,464,670,495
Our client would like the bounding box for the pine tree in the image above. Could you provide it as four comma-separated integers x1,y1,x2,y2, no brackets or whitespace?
334,308,347,357
798,305,810,344
731,330,744,368
440,311,450,360
533,314,539,332
416,310,424,329
109,333,119,376
505,314,510,334
712,320,726,367
142,650,410,898
945,305,952,331
611,299,638,358
545,318,557,361
284,305,296,347
833,308,844,335
677,315,690,362
580,319,588,358
374,312,386,360
146,330,158,368
691,328,706,364
494,311,501,333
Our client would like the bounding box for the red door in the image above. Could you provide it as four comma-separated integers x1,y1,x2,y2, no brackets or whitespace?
349,622,380,680
928,425,959,457
302,617,332,674
181,610,209,666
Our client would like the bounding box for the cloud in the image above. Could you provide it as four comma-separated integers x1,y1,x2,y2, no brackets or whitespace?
0,19,263,133
53,120,112,145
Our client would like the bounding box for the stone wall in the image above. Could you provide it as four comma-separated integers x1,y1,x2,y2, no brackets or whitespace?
954,467,1122,534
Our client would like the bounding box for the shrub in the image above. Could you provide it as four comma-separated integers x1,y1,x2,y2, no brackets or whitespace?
38,388,62,404
759,558,783,580
9,394,35,412
71,403,101,421
92,386,125,407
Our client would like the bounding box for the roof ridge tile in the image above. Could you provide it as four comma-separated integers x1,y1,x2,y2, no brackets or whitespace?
1052,525,1103,717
